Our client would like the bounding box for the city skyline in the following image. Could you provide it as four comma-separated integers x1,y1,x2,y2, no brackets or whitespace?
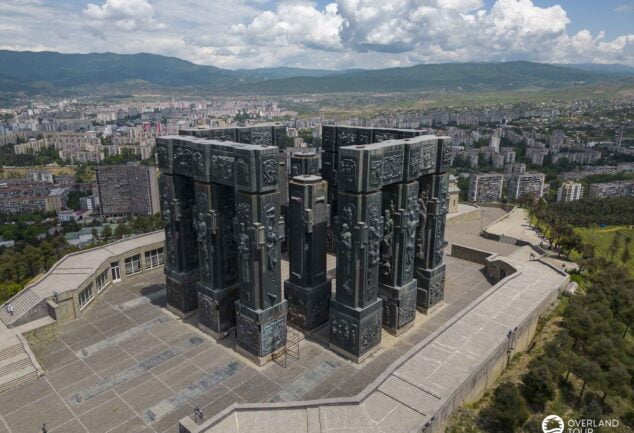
0,0,633,70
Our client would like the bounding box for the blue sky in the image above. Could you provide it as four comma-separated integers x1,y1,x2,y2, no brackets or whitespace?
0,0,632,69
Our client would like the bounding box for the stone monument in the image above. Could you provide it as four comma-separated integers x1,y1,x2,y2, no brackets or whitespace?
284,175,331,331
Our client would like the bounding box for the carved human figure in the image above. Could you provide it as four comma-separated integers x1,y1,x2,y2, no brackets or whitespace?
266,219,278,271
381,208,394,277
405,202,418,274
416,189,429,261
340,223,353,291
196,212,210,278
238,225,251,285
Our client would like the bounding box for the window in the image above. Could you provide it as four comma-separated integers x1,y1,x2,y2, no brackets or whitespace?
110,261,121,281
145,248,165,269
96,269,109,293
79,283,94,309
124,254,142,276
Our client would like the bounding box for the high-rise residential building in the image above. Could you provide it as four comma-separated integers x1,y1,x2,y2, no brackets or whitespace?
96,163,160,217
79,195,100,211
556,181,584,203
508,172,546,200
588,180,634,199
489,136,501,153
468,173,504,202
492,154,505,169
504,163,526,175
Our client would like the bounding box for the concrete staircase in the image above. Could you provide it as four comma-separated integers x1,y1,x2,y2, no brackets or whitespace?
0,289,42,327
0,334,39,393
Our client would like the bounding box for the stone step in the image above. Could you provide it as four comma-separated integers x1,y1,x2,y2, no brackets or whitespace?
0,290,41,325
0,343,23,362
0,353,31,377
0,365,38,394
0,334,20,351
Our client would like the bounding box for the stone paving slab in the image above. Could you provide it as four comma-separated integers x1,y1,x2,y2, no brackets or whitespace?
187,246,567,433
9,246,496,433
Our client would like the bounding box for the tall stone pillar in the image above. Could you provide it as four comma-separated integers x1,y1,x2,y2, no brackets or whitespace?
415,138,451,314
233,145,288,365
378,180,419,335
329,145,384,362
290,151,320,177
194,182,239,339
284,175,331,331
160,173,200,317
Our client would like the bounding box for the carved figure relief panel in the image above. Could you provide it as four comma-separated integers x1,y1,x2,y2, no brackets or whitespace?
210,152,235,186
330,311,359,354
194,188,212,283
262,200,281,308
250,128,274,146
381,147,404,185
157,139,170,170
366,200,383,303
404,189,420,282
337,200,356,303
173,142,193,176
360,313,381,353
398,289,417,327
336,129,357,149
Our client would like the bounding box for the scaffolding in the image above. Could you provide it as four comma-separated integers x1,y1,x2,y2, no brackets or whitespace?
272,327,304,368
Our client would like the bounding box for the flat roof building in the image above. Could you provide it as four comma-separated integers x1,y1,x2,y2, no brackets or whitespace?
588,180,634,199
468,173,504,202
508,172,545,200
96,163,160,217
557,181,584,203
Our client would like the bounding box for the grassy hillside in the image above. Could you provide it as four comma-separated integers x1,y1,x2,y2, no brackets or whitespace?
232,61,632,94
570,226,634,272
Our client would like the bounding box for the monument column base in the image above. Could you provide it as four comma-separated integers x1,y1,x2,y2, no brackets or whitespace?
235,300,288,366
196,284,239,340
379,279,417,336
416,263,446,314
329,298,382,363
284,279,332,331
165,270,199,318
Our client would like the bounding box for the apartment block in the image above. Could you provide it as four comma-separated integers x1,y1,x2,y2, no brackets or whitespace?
96,163,160,217
556,181,584,203
508,172,546,200
468,173,504,202
588,180,634,199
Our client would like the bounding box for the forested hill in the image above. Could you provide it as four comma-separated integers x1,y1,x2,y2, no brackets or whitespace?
0,50,632,95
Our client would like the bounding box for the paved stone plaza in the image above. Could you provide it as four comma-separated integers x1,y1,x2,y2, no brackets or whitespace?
0,252,490,433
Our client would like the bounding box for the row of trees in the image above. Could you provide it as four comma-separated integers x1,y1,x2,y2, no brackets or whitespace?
0,235,77,303
527,199,633,265
529,196,634,228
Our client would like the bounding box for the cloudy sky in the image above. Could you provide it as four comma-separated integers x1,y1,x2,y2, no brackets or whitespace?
0,0,633,69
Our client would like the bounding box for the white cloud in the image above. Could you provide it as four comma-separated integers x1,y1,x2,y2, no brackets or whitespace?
83,0,165,32
0,0,632,69
614,4,634,13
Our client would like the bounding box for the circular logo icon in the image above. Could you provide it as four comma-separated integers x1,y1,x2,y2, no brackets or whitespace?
542,415,564,433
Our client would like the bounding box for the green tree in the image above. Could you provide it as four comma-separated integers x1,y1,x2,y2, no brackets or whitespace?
521,366,555,408
101,225,113,240
621,246,631,264
479,382,529,433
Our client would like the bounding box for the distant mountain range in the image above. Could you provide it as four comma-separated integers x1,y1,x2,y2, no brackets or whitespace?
0,50,632,95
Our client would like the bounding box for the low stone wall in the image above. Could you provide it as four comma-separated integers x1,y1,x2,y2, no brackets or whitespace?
446,206,482,226
450,244,494,265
